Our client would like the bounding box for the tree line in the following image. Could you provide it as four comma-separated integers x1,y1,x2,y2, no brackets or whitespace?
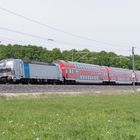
0,44,140,70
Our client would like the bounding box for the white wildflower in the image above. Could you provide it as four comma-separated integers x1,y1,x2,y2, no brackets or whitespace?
107,120,112,123
9,120,13,123
2,132,5,134
107,131,110,134
36,137,39,140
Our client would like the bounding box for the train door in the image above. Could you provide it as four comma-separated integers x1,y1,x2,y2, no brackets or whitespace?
76,69,79,80
56,64,63,81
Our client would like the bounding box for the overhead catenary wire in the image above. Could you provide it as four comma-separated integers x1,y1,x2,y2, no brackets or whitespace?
0,35,40,45
0,26,130,53
0,6,128,48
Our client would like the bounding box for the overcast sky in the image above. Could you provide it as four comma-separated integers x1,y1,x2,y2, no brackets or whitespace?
0,0,140,55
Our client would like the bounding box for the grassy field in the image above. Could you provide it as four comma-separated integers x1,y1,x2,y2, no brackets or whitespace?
0,93,140,140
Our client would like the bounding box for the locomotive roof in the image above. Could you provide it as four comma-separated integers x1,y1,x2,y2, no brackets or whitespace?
24,60,55,66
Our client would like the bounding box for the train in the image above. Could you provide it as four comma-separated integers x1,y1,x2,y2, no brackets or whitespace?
0,58,139,85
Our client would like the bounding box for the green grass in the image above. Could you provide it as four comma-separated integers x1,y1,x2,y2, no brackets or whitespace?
0,93,140,140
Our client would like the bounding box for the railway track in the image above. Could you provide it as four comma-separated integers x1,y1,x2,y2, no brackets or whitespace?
0,85,140,94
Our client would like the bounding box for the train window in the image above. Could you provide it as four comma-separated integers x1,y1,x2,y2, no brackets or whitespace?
65,69,68,74
73,70,75,74
83,65,85,69
72,69,73,74
70,69,73,74
0,60,6,67
71,69,73,74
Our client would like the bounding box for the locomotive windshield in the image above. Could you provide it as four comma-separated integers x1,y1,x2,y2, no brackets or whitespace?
0,60,12,73
0,60,6,67
0,68,12,73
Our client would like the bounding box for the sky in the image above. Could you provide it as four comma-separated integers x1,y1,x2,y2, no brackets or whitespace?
0,0,140,55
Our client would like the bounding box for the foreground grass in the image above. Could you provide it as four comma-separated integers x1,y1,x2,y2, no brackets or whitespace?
0,94,140,140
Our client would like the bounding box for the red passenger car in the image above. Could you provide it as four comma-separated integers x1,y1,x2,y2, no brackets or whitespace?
108,67,132,84
69,62,103,84
55,60,133,85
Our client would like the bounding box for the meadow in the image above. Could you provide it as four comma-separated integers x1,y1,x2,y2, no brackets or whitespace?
0,93,140,140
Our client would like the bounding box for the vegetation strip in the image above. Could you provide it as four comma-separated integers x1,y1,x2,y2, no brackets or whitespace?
0,44,138,69
0,94,140,139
